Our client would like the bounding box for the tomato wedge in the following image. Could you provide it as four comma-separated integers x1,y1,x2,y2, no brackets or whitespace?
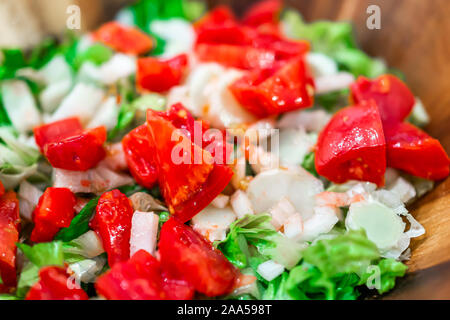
96,250,194,300
351,75,415,125
194,6,237,32
43,126,107,171
159,218,237,297
25,266,88,300
89,190,134,266
34,117,83,153
30,188,76,243
93,22,153,55
137,54,188,93
0,191,20,287
242,0,282,27
146,106,233,222
230,58,315,117
122,125,158,189
385,122,450,180
315,100,387,186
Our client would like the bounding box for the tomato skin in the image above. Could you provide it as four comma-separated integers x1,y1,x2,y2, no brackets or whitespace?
230,58,315,117
385,122,450,180
195,43,276,70
96,250,194,300
0,191,20,287
0,181,4,197
34,117,83,153
89,190,134,266
146,105,233,222
351,75,415,125
242,0,282,27
93,22,153,55
159,218,237,297
194,6,237,32
30,188,76,243
315,100,387,186
25,266,88,300
122,125,158,189
137,54,188,93
44,126,107,171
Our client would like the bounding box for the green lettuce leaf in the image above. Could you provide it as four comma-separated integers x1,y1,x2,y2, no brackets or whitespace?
16,242,65,298
55,196,100,242
73,43,113,70
282,11,390,78
359,258,407,294
301,152,318,177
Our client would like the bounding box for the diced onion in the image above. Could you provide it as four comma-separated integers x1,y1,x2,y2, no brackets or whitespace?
257,260,285,282
130,211,159,256
230,190,254,219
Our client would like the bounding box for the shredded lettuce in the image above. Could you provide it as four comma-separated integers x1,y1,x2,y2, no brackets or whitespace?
216,214,304,270
282,11,394,78
73,43,113,70
16,242,65,298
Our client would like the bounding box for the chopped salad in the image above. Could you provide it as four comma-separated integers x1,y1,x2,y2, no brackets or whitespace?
0,0,448,300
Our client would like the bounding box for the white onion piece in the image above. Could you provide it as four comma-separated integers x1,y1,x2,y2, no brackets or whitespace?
18,180,43,220
268,197,296,230
130,211,159,256
230,190,254,219
99,54,136,85
53,164,133,194
191,205,236,242
315,72,355,94
72,230,105,258
50,83,104,125
306,53,338,77
278,129,316,166
298,206,339,242
283,213,303,239
247,168,324,219
86,96,119,130
211,194,230,209
1,80,42,133
388,177,416,203
257,260,285,282
150,19,196,58
278,109,331,133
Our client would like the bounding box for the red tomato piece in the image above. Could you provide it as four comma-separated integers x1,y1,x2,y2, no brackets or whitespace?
315,100,387,186
195,43,276,70
251,32,310,60
146,109,214,208
25,266,88,300
230,58,315,117
44,126,107,171
34,117,83,153
93,22,153,55
96,250,194,300
194,6,237,32
242,0,282,27
137,54,188,93
0,191,20,287
89,190,134,266
159,218,237,297
122,125,158,189
351,75,415,124
385,122,450,180
0,180,4,197
146,107,233,222
30,188,76,243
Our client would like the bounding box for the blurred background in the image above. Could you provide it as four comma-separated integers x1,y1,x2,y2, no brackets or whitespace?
1,0,449,152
